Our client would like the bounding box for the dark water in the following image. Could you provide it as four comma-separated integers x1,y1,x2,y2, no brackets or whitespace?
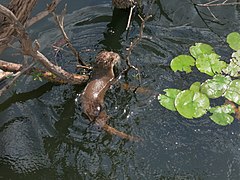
1,0,240,179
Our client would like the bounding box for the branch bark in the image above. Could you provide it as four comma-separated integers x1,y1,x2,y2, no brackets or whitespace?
0,59,85,84
0,0,38,52
52,5,86,66
0,4,89,85
26,0,61,27
0,62,35,96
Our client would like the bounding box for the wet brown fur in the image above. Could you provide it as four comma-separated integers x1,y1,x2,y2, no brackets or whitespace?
81,51,140,141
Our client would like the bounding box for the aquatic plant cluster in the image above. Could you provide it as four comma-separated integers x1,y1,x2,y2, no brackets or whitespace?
158,32,240,126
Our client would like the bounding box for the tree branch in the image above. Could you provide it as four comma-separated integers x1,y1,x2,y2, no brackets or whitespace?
0,4,89,85
0,0,37,53
26,0,61,27
52,5,86,66
196,0,240,7
0,62,35,96
0,59,87,84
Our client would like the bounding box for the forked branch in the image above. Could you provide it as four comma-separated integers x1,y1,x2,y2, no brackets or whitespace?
52,5,86,66
0,4,88,86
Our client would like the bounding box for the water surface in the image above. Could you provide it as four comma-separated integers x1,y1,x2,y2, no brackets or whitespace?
1,0,240,179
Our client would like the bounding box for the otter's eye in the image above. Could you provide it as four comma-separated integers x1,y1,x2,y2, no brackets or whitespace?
92,105,101,117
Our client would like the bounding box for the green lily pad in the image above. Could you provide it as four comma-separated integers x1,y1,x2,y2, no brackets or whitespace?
224,79,240,105
190,82,201,92
227,32,240,51
209,104,235,114
175,89,210,119
170,55,195,73
210,113,234,126
189,43,214,59
158,89,181,111
195,53,227,76
223,50,240,77
209,104,235,126
232,50,240,65
223,59,240,77
200,75,232,98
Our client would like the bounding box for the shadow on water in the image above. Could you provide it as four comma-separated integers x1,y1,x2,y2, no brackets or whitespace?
1,0,240,179
0,82,54,112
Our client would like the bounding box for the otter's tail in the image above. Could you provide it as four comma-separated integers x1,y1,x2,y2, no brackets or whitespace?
102,124,143,141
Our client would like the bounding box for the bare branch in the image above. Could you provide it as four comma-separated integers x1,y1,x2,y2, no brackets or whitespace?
0,62,35,96
197,1,240,7
0,71,13,81
0,0,37,52
26,0,61,27
0,4,89,85
125,14,152,69
126,5,136,30
52,5,87,66
32,49,88,84
0,60,22,72
122,0,155,85
207,7,219,21
125,0,155,65
0,59,87,84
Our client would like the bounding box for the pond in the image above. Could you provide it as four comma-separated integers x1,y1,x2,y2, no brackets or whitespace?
1,0,240,179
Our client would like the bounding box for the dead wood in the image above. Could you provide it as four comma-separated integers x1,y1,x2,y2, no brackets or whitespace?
0,4,89,87
0,0,37,52
0,59,87,84
0,62,35,96
26,0,61,27
52,5,86,66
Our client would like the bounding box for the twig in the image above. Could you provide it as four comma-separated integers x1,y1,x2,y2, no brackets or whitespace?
26,0,61,28
52,5,86,66
126,5,136,30
206,6,219,21
0,71,13,81
76,64,93,70
124,14,152,80
190,0,224,41
0,62,35,96
0,0,37,53
0,59,22,72
196,0,240,7
0,59,86,84
0,4,89,85
202,0,220,5
124,0,155,85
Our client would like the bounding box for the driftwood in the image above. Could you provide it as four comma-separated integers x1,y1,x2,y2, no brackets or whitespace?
0,59,87,84
0,0,62,52
0,1,90,96
0,4,88,81
0,0,37,52
0,0,152,95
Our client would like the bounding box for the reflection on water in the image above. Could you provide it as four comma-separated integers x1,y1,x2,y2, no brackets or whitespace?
1,0,240,179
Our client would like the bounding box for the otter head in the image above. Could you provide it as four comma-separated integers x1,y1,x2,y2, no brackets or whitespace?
95,51,121,69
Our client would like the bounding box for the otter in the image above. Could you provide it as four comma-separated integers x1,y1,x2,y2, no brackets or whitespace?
81,51,140,141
